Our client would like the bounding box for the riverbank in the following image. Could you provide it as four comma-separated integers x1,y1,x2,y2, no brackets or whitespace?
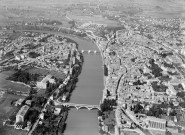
51,32,105,135
86,31,119,134
61,36,104,134
30,37,84,134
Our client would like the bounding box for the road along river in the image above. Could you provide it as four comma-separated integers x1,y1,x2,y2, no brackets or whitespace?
63,37,104,135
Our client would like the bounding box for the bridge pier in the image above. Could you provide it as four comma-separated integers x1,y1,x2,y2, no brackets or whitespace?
87,107,92,110
80,50,100,55
76,106,80,110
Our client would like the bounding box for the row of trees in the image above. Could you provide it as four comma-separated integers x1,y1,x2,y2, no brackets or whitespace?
104,65,108,76
56,76,79,102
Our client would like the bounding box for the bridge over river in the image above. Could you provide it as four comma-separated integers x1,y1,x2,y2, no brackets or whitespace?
54,102,100,110
80,50,100,54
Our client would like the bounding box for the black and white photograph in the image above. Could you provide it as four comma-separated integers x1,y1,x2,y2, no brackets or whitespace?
0,0,185,135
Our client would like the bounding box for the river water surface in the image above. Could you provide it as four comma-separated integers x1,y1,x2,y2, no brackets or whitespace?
64,37,104,135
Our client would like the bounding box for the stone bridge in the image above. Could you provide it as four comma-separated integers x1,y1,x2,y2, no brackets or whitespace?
80,50,100,54
55,102,100,110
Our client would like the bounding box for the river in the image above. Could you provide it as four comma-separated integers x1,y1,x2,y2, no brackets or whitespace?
64,37,104,135
6,29,104,135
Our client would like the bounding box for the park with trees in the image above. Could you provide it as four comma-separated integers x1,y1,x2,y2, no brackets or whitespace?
7,69,40,85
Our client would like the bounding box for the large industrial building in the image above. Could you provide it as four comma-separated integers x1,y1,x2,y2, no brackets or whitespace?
16,105,30,123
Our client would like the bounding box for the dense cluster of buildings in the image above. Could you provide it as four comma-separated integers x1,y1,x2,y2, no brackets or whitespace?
95,16,185,135
1,2,185,134
0,32,80,76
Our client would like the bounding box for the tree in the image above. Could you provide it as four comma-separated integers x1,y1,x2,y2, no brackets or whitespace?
147,104,165,118
169,110,177,116
177,91,185,98
100,99,117,112
148,59,162,77
166,131,172,135
33,96,46,107
159,102,169,108
26,110,39,124
9,115,16,122
98,110,103,116
45,81,54,97
29,87,37,95
6,70,39,84
179,102,185,108
49,100,54,106
104,65,108,76
133,103,144,114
